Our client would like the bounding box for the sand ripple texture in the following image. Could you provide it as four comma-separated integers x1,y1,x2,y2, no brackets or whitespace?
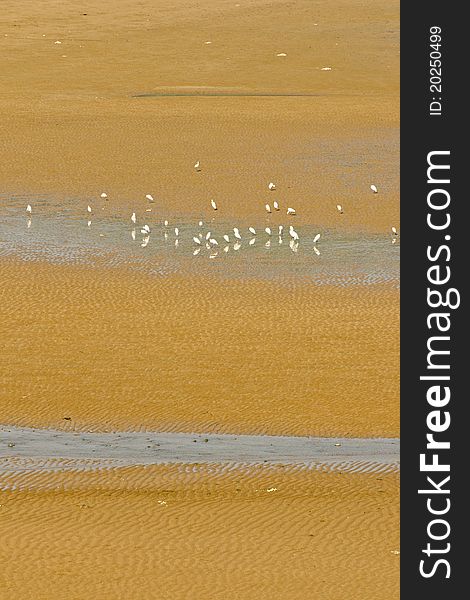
0,259,399,437
0,462,399,600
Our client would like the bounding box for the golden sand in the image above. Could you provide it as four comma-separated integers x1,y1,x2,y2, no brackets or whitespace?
0,259,399,437
0,464,399,600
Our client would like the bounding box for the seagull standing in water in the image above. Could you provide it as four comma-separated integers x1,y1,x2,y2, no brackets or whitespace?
131,212,136,224
26,204,32,214
289,225,299,241
233,228,242,241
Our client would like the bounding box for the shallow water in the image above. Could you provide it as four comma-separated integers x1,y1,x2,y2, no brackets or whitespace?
0,425,399,471
0,194,399,286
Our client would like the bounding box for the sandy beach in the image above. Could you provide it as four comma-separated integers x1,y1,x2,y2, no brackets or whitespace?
1,0,399,597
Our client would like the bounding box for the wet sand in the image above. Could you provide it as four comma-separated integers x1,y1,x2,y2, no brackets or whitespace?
1,0,399,597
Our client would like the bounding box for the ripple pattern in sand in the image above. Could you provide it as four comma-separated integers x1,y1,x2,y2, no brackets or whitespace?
0,462,399,600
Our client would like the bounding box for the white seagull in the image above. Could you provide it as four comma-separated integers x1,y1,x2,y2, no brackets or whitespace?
205,231,211,240
313,233,321,244
273,201,280,211
164,220,169,227
223,234,230,243
209,238,218,246
211,199,217,211
265,203,271,213
233,227,242,240
248,227,256,235
287,207,296,216
131,212,136,224
141,224,151,234
278,225,283,235
193,236,202,245
26,204,32,214
268,182,276,191
370,184,378,194
265,227,272,236
391,226,398,236
194,160,201,172
336,204,343,214
174,227,179,236
87,205,92,213
101,192,107,199
146,194,154,202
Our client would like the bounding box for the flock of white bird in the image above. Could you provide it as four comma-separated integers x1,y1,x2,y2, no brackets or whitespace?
23,163,398,256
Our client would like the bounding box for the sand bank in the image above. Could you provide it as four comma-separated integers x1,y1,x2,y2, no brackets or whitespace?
0,259,399,438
